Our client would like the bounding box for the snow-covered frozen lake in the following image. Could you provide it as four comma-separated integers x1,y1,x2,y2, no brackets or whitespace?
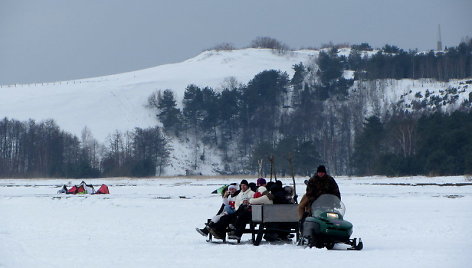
1,175,472,268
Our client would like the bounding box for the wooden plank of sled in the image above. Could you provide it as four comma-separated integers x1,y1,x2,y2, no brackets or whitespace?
251,204,299,246
251,204,298,222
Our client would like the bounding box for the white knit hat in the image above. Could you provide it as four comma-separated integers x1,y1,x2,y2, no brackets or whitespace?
228,185,238,191
257,186,267,193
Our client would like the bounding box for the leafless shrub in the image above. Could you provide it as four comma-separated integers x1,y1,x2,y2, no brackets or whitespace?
250,36,290,54
299,46,319,50
208,42,236,51
320,42,351,49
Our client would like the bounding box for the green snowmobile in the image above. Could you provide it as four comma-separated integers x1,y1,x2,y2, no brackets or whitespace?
299,194,363,250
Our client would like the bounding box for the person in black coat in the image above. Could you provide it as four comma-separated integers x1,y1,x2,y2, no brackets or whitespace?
298,165,340,219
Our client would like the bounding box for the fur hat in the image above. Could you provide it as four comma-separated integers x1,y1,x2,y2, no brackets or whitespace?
284,186,293,195
316,165,327,173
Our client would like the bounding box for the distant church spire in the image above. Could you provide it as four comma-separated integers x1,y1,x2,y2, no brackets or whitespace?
437,24,443,51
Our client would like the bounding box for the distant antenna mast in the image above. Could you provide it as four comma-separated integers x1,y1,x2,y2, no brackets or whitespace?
437,24,443,51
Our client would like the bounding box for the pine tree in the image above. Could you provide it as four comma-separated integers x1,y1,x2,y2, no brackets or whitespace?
291,63,306,106
317,49,343,86
352,116,384,175
157,89,182,136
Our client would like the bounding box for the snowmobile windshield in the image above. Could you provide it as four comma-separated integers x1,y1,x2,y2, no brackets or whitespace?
311,194,346,217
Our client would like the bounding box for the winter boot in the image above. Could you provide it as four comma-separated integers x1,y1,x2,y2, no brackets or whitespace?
196,227,209,236
207,226,225,240
227,231,241,240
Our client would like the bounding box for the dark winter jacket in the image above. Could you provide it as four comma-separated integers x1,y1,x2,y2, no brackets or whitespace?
307,174,340,201
266,181,292,204
297,174,340,219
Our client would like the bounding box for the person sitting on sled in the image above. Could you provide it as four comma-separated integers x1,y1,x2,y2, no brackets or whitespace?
298,165,340,220
227,185,273,240
205,179,255,239
196,184,239,236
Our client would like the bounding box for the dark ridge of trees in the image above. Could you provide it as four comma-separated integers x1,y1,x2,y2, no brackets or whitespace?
351,43,373,51
0,118,170,178
150,69,327,176
0,118,97,178
352,111,472,176
349,39,472,81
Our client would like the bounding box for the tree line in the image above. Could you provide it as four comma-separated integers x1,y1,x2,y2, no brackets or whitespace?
352,111,472,176
347,40,472,81
148,66,353,176
2,38,470,178
148,39,472,177
0,118,169,178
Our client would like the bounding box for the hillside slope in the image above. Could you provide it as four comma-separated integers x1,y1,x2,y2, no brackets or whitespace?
0,49,316,142
1,48,471,175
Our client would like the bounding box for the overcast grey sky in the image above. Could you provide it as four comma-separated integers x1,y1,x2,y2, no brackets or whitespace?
1,0,471,84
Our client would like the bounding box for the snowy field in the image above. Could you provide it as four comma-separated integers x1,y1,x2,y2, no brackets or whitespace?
1,175,472,268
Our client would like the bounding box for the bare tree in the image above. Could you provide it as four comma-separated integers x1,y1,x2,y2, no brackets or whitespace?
250,36,289,53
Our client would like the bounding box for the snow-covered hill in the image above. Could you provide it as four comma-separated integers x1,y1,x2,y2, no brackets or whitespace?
1,47,471,175
0,48,316,142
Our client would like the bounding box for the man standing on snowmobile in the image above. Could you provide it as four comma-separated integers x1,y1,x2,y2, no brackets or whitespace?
297,165,340,219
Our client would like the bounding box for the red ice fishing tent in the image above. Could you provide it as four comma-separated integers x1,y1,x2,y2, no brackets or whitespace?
59,181,109,194
66,185,82,194
65,181,95,194
95,184,110,194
